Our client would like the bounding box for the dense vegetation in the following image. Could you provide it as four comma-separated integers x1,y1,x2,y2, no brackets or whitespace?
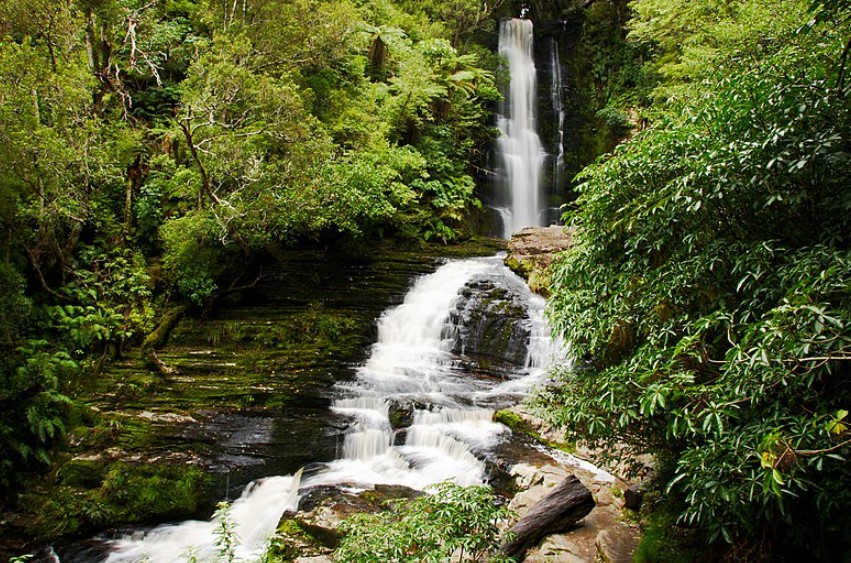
4,0,850,559
0,0,511,496
332,483,513,562
542,0,851,559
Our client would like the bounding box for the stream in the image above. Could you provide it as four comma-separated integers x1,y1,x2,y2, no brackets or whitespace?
44,254,561,562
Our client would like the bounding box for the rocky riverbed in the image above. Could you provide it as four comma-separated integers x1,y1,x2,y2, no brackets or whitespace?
254,403,642,563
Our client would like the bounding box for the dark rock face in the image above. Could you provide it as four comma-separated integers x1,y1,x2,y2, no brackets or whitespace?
387,399,430,430
446,273,532,372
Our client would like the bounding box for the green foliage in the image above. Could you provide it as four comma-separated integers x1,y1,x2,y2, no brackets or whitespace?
30,461,212,537
594,106,632,134
160,213,222,305
0,263,31,351
334,482,515,562
213,501,239,563
0,267,70,488
628,0,811,100
47,246,153,354
542,4,851,557
0,340,76,491
0,254,76,493
98,462,209,518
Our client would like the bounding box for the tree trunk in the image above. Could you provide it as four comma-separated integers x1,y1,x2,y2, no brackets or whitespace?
501,474,595,560
178,116,215,208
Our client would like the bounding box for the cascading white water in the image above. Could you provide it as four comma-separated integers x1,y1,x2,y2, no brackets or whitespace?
319,259,508,489
549,36,566,205
496,18,545,237
104,473,303,563
101,257,562,562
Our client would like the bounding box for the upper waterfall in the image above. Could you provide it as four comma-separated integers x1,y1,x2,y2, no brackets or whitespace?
496,18,545,238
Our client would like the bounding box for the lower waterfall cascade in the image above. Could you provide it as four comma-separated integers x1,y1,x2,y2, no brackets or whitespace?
81,256,567,562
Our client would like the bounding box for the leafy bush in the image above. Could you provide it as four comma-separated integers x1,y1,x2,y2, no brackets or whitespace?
541,11,851,558
160,213,222,306
47,246,154,354
334,482,515,562
0,263,76,489
0,341,75,491
594,106,632,134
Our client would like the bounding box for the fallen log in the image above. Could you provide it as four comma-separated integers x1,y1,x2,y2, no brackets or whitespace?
501,474,595,560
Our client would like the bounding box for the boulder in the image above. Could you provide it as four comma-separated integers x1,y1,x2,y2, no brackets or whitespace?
386,399,428,429
596,527,639,563
504,226,573,295
277,483,422,553
447,275,532,370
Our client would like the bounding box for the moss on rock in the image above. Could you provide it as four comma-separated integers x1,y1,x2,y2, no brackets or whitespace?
494,409,574,453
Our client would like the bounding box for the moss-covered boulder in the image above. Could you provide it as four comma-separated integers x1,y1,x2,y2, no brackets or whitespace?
504,226,573,296
447,275,533,371
268,483,423,560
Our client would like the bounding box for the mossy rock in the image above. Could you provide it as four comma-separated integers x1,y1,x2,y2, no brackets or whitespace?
57,459,106,489
98,462,213,520
494,409,574,453
449,276,532,368
25,460,214,542
267,518,325,561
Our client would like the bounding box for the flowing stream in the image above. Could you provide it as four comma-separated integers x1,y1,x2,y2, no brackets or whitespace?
495,18,545,237
96,256,561,562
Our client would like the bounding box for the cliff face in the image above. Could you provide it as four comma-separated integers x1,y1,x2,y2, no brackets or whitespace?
504,225,574,295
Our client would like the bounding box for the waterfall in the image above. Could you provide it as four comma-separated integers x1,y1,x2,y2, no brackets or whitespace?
98,257,561,562
496,18,545,237
549,36,566,208
104,473,303,563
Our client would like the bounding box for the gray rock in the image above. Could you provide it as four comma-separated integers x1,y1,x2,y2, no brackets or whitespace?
596,527,639,563
386,399,428,429
446,275,533,370
288,483,422,550
623,481,644,510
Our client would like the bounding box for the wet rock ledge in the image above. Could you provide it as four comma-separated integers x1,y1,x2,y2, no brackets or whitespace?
504,226,574,295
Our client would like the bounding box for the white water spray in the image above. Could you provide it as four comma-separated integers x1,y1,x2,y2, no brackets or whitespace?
496,18,545,237
104,473,302,563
